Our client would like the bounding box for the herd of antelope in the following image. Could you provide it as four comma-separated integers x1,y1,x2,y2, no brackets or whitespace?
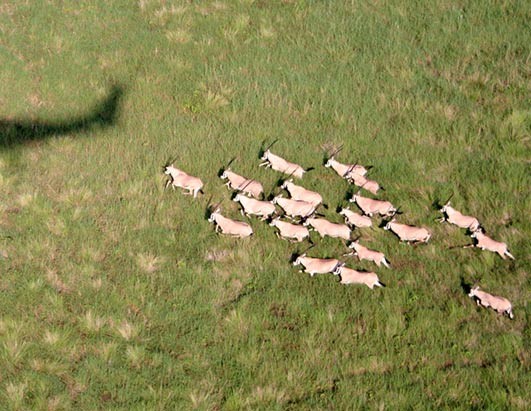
163,142,516,319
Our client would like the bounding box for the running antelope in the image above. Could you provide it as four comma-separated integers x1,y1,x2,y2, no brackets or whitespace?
439,202,481,232
346,240,390,268
333,265,384,289
260,150,307,179
220,169,263,199
164,165,204,198
348,173,382,195
269,217,310,242
233,193,276,220
281,179,323,208
338,207,372,228
384,219,431,243
349,192,396,217
272,195,316,219
325,157,369,179
293,254,344,277
208,208,253,238
468,230,515,260
468,286,514,319
303,218,351,241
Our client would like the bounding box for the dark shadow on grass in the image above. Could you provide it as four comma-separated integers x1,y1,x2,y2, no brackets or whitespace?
0,84,125,149
460,277,472,294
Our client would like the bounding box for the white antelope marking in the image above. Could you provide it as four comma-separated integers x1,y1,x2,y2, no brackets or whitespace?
303,218,351,241
347,240,390,268
468,286,513,319
233,193,276,220
281,179,323,208
384,219,431,243
439,202,481,232
269,217,310,242
208,208,253,238
349,193,396,217
259,150,306,179
164,165,204,198
333,265,384,289
324,157,369,179
339,208,372,228
469,230,514,260
272,195,315,219
293,254,343,277
220,169,263,199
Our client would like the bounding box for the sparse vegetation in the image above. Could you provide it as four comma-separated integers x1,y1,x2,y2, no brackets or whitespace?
0,0,529,409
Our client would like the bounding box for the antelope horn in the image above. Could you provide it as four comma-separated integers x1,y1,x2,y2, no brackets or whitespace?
239,178,255,192
328,144,344,158
300,243,315,256
443,193,454,205
226,156,237,169
264,139,279,152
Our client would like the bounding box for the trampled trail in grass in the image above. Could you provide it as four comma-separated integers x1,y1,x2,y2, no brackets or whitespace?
0,1,529,409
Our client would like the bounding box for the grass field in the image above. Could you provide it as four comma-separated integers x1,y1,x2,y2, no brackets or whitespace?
0,0,529,409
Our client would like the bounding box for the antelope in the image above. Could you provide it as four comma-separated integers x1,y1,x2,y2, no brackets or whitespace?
281,179,323,208
220,169,263,199
208,207,253,238
233,193,276,220
348,173,382,195
468,230,514,260
303,218,351,241
260,150,307,179
384,218,431,243
324,156,370,179
269,217,310,242
293,254,344,277
164,165,204,198
338,207,372,228
333,265,384,289
272,195,316,219
439,201,481,232
349,192,396,217
346,240,390,268
468,286,513,319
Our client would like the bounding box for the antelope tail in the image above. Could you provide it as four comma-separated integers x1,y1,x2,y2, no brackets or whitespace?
505,250,515,260
382,258,391,269
375,281,385,288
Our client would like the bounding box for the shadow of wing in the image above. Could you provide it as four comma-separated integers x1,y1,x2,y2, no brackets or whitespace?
0,84,125,148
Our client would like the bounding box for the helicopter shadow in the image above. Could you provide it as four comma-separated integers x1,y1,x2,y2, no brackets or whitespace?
0,84,125,149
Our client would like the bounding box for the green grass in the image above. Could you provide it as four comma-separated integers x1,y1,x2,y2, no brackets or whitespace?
0,0,529,409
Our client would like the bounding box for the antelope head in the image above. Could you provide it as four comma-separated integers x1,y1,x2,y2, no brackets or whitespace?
220,169,230,180
440,201,451,214
269,217,280,227
260,149,270,161
293,253,306,266
280,179,293,190
470,229,483,239
208,207,221,223
348,237,361,249
349,191,361,203
468,286,480,298
164,165,177,175
383,219,395,231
